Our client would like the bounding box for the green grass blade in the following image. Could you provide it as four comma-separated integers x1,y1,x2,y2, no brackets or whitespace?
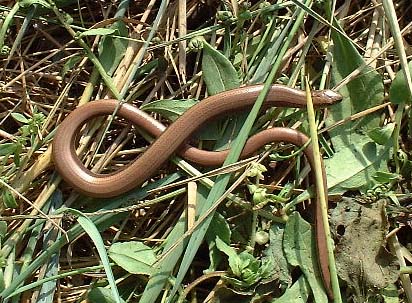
0,2,19,50
74,212,121,303
138,208,189,303
17,207,122,303
305,79,342,302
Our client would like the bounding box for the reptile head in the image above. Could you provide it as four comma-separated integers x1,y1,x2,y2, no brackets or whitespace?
312,89,343,106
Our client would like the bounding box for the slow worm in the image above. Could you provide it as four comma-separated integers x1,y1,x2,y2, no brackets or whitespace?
52,84,342,297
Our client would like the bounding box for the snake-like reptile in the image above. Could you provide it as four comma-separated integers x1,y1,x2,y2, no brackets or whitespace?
52,84,342,297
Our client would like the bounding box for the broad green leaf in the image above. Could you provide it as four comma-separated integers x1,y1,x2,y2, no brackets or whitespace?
215,236,240,275
389,60,412,104
328,21,384,149
263,224,292,286
11,113,29,124
108,241,156,275
88,287,126,303
373,171,400,184
79,28,116,38
380,284,399,303
98,21,128,75
325,22,389,194
283,212,327,303
0,143,17,156
141,99,199,121
205,212,231,271
215,237,271,287
202,41,240,95
325,139,391,194
270,275,310,303
367,123,395,145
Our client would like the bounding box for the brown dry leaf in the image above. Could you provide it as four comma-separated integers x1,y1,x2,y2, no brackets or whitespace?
330,199,399,302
